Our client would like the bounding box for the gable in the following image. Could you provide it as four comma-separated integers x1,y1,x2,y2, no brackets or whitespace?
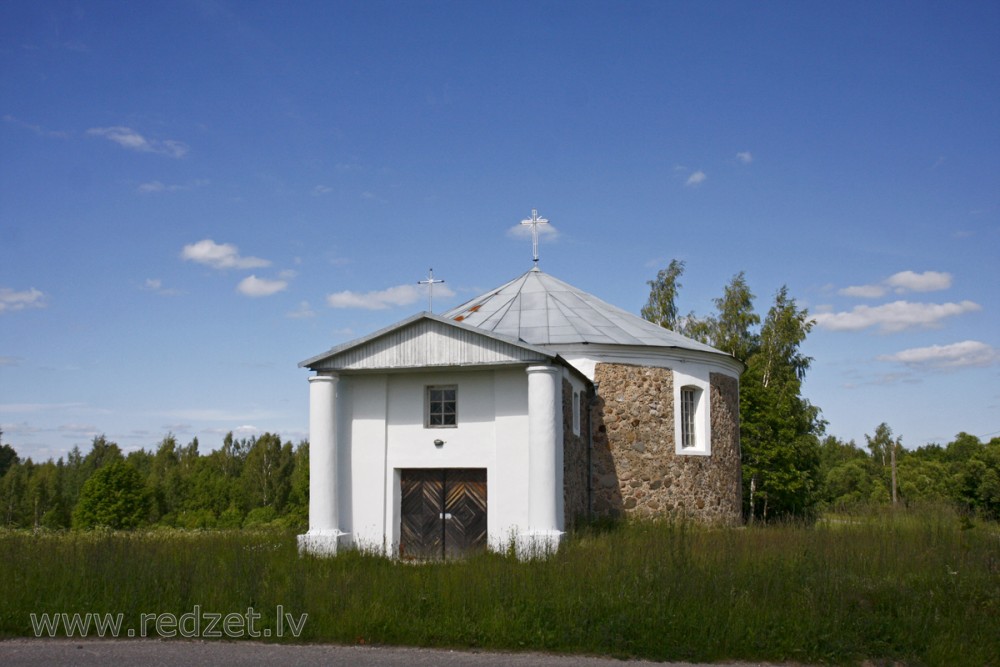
301,314,555,372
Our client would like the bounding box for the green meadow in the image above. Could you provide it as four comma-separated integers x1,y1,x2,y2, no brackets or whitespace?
2,505,997,667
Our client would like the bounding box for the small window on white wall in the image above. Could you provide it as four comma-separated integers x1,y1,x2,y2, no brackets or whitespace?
674,371,710,456
426,385,457,427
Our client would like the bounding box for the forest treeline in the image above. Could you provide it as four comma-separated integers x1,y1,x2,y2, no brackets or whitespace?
1,425,998,531
0,432,308,530
818,426,999,518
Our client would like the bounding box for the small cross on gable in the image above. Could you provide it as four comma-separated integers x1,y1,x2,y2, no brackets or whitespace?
418,268,445,312
520,209,549,265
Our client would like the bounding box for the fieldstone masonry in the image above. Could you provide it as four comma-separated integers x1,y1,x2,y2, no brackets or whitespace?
589,363,742,525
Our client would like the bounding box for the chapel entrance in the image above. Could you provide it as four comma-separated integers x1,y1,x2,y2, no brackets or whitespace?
399,468,487,560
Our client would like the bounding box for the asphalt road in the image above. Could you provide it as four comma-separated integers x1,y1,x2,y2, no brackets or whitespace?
0,639,803,667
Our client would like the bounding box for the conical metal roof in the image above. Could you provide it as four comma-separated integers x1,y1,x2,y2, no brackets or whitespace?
442,268,726,355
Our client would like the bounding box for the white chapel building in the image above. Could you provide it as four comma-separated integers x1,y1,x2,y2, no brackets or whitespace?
299,220,744,559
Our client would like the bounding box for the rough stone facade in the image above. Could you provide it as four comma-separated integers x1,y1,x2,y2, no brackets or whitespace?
589,362,742,525
562,378,590,528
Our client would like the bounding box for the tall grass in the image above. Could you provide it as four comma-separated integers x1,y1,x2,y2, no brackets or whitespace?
2,505,997,666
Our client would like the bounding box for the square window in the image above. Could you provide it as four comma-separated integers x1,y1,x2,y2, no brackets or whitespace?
427,386,457,428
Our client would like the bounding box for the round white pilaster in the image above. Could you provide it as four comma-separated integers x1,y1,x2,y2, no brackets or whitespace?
299,374,344,556
524,364,564,553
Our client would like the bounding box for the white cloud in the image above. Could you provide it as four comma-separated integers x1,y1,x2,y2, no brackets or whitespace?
0,356,22,367
311,185,332,196
838,270,952,299
0,402,87,413
138,181,167,193
506,222,560,240
736,151,753,164
0,287,46,313
2,114,69,139
87,126,189,158
237,275,288,297
287,301,316,319
141,278,180,296
327,283,456,310
685,170,707,187
884,270,952,293
181,239,270,270
138,179,208,194
160,408,280,422
878,340,999,370
813,300,981,333
839,284,887,298
58,423,101,436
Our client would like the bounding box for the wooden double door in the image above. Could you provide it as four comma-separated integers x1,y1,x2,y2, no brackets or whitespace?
400,468,487,560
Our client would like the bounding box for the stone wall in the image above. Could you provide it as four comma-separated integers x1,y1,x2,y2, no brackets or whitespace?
589,363,742,525
562,378,590,528
709,372,742,522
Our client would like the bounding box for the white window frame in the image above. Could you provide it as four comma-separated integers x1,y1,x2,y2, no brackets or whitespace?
673,370,710,456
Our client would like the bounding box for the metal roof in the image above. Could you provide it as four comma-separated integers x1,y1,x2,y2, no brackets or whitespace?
442,267,727,355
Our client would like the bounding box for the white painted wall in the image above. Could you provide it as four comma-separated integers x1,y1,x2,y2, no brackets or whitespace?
337,367,534,554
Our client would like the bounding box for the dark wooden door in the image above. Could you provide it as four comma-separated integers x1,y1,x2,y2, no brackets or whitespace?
400,469,486,560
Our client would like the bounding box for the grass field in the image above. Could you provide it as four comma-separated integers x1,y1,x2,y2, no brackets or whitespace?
2,505,997,666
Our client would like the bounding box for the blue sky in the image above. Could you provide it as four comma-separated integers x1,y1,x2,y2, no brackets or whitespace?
2,1,998,462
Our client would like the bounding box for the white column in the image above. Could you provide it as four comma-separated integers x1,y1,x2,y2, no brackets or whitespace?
298,373,345,556
521,364,564,557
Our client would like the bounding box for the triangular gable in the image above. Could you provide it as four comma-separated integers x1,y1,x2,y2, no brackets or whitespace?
300,313,556,372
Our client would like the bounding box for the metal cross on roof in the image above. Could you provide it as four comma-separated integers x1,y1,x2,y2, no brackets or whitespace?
520,209,549,265
418,268,445,312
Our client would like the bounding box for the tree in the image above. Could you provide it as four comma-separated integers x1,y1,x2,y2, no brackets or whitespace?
82,435,123,473
62,446,88,511
818,436,874,507
72,460,149,530
641,264,760,362
25,460,70,529
865,422,902,504
242,433,294,511
741,287,823,521
865,423,898,468
709,272,760,363
285,440,310,527
0,431,18,477
642,259,685,330
0,459,28,526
